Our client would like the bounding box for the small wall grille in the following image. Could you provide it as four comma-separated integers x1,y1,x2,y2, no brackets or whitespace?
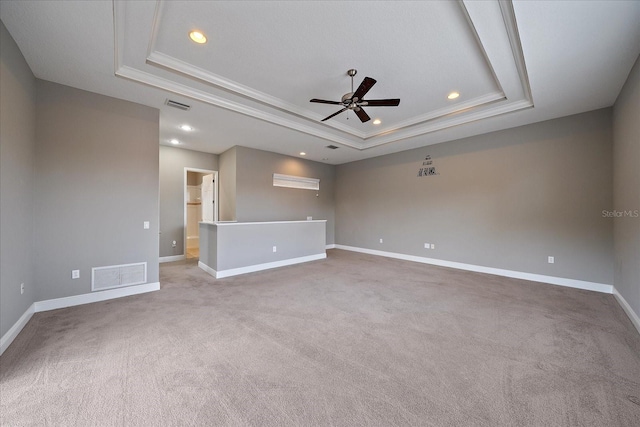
273,174,320,191
92,262,147,292
165,99,191,111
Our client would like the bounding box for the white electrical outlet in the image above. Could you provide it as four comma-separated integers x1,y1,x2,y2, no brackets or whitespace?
424,243,430,249
273,246,277,252
72,270,80,279
20,283,24,295
143,221,150,229
307,216,313,220
548,256,555,264
379,238,383,244
172,240,177,248
431,244,435,249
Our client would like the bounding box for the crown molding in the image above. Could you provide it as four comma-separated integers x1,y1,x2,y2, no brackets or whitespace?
498,0,534,104
361,98,533,149
146,51,366,139
115,65,362,149
113,0,534,151
362,91,506,140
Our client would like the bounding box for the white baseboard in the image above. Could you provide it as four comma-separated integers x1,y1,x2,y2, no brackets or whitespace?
612,287,640,335
35,282,160,312
159,255,185,263
0,303,35,356
1,282,161,356
199,253,327,279
335,245,613,294
198,261,217,277
326,244,336,249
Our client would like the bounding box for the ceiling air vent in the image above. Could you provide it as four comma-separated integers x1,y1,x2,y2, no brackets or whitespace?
165,99,191,111
326,145,339,150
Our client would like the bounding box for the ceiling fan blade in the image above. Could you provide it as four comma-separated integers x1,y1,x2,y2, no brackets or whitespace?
361,99,400,107
310,98,343,105
321,107,348,121
354,107,371,123
352,77,377,101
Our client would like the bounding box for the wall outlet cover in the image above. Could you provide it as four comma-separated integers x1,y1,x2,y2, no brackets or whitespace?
431,244,435,249
72,270,80,279
143,221,150,229
548,256,555,264
379,238,383,243
273,246,277,252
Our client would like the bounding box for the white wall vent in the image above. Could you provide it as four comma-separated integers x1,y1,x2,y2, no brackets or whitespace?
91,262,147,292
273,174,320,191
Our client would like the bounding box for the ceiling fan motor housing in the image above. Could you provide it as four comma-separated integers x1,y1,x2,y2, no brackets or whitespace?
341,93,354,104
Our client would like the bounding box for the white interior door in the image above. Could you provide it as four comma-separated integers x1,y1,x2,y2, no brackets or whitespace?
202,174,215,222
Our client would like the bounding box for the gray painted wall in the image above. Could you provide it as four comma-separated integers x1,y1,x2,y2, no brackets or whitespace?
35,80,160,301
200,221,326,271
336,109,614,285
159,145,218,257
218,146,237,221
234,146,336,245
0,21,37,338
613,55,640,317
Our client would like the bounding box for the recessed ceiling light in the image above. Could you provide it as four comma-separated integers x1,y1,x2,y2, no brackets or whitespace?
448,92,460,100
180,124,193,131
373,119,381,125
300,152,306,156
170,139,180,145
189,30,207,44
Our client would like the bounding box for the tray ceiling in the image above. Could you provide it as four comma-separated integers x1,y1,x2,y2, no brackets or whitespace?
2,0,639,163
115,0,531,150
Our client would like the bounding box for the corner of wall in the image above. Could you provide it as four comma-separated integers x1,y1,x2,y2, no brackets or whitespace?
0,20,37,339
612,53,640,327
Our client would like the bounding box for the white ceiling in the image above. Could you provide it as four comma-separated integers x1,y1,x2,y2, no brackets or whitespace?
1,1,639,164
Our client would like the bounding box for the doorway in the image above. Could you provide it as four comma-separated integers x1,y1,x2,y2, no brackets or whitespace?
184,168,218,259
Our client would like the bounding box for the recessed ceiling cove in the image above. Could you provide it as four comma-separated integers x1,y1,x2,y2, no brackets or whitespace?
114,0,532,151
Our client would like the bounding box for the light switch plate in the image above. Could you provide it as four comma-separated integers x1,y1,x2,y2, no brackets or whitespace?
143,221,150,229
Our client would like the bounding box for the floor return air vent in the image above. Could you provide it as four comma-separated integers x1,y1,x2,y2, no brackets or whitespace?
92,262,147,292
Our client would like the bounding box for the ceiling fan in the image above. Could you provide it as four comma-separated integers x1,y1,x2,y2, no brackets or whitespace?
310,69,400,123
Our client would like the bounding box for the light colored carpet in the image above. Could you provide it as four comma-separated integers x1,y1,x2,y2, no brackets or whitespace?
1,249,639,426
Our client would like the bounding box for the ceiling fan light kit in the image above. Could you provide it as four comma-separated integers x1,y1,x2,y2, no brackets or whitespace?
310,69,400,123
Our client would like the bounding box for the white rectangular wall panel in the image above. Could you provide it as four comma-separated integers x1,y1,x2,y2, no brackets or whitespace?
273,173,319,190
